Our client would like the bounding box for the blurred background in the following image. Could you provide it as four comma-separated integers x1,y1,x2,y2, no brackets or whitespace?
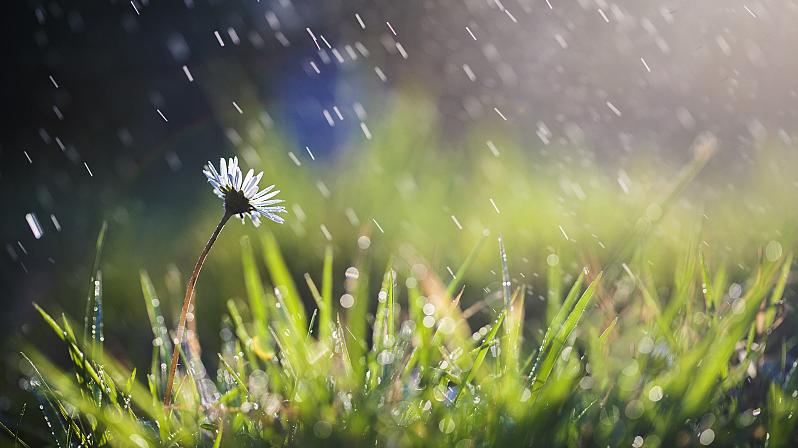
2,0,798,414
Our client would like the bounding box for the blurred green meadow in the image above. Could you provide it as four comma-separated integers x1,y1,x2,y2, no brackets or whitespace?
6,94,798,447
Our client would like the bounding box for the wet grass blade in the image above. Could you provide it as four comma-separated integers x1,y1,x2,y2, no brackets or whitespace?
241,236,269,341
504,287,525,374
530,273,602,394
529,271,585,379
260,232,307,335
546,251,563,324
764,253,792,329
454,308,507,403
140,270,171,392
321,245,334,341
498,235,512,310
82,221,107,347
680,260,783,415
698,250,714,311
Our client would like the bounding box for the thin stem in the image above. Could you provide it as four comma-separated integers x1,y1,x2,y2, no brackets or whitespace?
164,212,231,407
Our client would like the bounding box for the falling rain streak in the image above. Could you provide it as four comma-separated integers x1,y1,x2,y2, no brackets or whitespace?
25,213,43,239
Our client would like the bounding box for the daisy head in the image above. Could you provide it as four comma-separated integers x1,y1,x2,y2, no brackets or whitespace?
203,156,286,225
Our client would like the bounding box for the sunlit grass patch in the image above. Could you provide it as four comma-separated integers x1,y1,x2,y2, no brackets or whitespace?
15,218,797,446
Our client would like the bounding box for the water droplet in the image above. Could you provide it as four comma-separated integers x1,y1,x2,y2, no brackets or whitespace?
345,267,359,280
340,294,355,309
699,429,715,445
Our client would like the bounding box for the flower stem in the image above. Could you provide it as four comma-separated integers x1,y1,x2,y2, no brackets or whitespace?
164,212,231,407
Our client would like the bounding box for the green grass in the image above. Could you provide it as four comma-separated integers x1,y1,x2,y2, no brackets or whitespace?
6,96,798,446
13,217,798,447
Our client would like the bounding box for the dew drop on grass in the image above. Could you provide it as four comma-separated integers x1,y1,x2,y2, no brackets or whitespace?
648,385,664,402
345,266,359,280
411,264,428,280
433,386,446,402
699,429,715,445
623,360,640,376
438,317,455,335
729,283,743,299
765,240,783,261
625,400,644,419
340,294,354,309
638,336,655,354
560,346,573,361
422,303,435,316
438,417,455,434
520,388,531,402
377,350,394,365
732,299,746,315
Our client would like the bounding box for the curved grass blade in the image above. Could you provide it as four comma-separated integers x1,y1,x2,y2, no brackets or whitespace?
241,236,269,341
260,232,307,335
528,271,585,380
82,221,107,347
454,308,507,403
530,272,602,395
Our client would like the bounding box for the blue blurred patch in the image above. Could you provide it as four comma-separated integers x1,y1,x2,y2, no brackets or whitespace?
274,48,357,158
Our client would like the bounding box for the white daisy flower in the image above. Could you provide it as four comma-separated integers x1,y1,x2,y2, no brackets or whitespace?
203,156,286,225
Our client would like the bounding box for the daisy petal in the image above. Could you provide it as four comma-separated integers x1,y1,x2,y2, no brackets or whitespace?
219,158,228,186
207,161,220,179
253,199,284,207
252,185,276,200
259,210,285,224
241,169,254,192
207,178,221,189
254,189,280,202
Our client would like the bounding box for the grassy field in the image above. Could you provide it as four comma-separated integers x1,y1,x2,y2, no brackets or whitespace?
5,98,798,447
